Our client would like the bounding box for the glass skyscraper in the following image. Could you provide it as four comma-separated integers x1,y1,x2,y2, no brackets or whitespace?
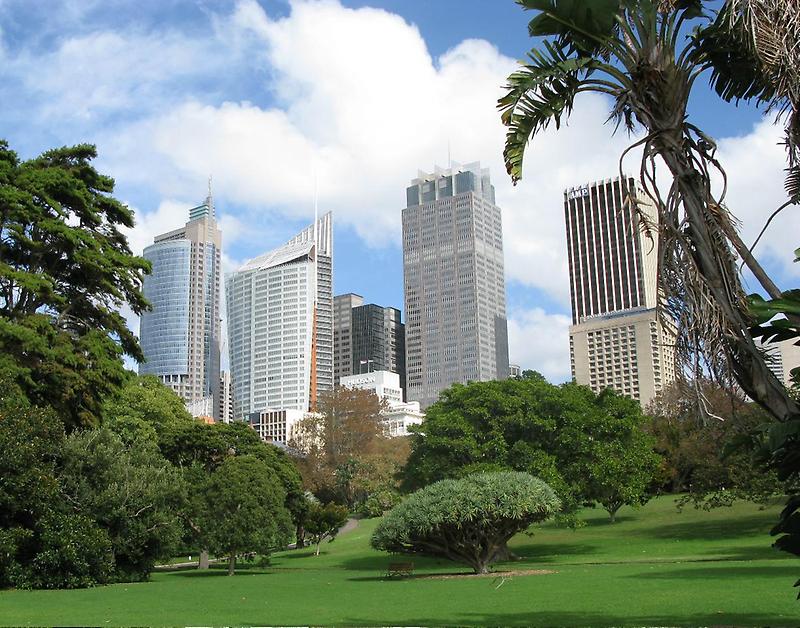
139,196,222,418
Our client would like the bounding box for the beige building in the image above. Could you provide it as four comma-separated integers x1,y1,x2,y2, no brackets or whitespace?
565,176,676,406
570,308,677,406
763,338,800,388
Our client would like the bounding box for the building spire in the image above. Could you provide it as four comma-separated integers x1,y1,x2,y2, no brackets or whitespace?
206,175,214,219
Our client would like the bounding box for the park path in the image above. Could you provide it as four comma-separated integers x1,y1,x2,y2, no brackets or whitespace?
338,517,360,535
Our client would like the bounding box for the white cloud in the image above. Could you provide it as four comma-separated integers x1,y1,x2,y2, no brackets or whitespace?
508,307,572,383
716,117,800,281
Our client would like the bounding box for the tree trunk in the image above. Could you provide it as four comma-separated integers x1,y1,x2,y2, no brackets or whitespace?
198,550,209,570
315,540,321,556
659,145,800,424
228,553,236,576
295,523,305,549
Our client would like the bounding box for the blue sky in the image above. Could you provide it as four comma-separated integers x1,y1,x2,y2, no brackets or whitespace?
0,0,796,381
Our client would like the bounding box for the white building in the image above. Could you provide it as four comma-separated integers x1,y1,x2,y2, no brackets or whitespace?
248,409,306,446
226,213,333,420
339,370,423,437
761,338,800,388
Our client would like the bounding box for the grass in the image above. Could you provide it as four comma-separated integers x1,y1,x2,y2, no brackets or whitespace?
1,495,797,626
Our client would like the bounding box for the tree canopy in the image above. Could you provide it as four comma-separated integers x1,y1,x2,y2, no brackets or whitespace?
0,141,149,427
402,376,659,520
372,472,560,574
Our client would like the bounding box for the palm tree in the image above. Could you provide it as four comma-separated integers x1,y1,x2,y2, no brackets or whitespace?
499,0,800,571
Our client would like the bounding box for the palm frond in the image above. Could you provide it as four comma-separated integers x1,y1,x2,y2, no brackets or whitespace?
499,41,606,183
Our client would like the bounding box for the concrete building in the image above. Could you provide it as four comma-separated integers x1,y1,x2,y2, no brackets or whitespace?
139,195,222,419
248,408,306,446
339,370,423,437
762,338,800,388
219,371,234,424
333,293,364,385
509,363,521,378
402,161,509,408
565,176,676,406
334,295,406,390
225,212,333,420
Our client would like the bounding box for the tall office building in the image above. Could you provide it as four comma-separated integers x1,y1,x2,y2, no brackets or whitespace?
139,195,222,418
402,162,509,408
565,176,676,406
226,212,333,420
334,294,406,393
333,293,364,385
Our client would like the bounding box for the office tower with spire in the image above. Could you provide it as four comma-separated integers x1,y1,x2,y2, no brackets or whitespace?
402,161,509,409
226,212,333,421
139,190,222,418
565,176,676,406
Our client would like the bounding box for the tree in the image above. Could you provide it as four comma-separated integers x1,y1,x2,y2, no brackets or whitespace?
196,456,292,575
58,428,186,581
304,502,349,556
371,472,561,574
0,382,112,589
401,378,659,519
0,141,150,428
291,387,406,509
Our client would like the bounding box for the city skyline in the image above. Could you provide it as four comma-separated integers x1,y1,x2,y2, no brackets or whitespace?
0,0,796,384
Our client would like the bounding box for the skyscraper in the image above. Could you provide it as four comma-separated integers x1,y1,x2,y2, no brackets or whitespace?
565,176,676,406
402,162,509,408
226,212,333,420
139,195,221,417
333,293,364,385
334,294,406,393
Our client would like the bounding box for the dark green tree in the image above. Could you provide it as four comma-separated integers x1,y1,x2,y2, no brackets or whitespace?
196,455,292,575
304,502,349,556
372,472,560,574
0,141,149,427
0,382,112,589
58,428,186,581
402,378,659,519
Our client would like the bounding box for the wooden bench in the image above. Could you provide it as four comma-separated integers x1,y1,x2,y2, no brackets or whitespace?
386,561,414,578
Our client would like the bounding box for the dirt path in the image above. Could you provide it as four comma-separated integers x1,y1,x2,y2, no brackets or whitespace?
338,517,360,535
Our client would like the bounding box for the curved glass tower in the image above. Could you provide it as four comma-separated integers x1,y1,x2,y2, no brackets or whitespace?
139,197,222,418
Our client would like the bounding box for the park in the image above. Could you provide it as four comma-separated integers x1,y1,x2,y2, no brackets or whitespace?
0,496,796,626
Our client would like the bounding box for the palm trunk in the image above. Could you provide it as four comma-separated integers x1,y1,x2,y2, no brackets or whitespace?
659,144,800,423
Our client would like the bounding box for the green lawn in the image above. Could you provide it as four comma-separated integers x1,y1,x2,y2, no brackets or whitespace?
1,496,797,626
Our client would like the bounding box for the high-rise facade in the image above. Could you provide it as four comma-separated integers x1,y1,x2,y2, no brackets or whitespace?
226,212,333,420
402,162,509,408
565,176,676,406
333,293,364,385
334,294,406,393
139,196,221,417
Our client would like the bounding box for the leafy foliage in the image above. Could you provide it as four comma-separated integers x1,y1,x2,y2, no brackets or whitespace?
305,502,349,556
58,428,186,581
402,376,659,520
196,455,293,575
372,472,560,574
0,141,150,427
291,386,407,509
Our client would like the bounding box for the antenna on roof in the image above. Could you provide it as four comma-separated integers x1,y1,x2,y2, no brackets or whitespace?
206,175,214,218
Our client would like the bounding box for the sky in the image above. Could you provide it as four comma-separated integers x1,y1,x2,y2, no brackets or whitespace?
1,0,797,382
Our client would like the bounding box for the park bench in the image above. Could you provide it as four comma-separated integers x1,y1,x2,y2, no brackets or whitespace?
386,561,414,578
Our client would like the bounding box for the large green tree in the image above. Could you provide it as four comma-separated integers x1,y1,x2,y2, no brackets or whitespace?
402,376,659,520
196,455,293,575
0,141,149,427
58,428,186,581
